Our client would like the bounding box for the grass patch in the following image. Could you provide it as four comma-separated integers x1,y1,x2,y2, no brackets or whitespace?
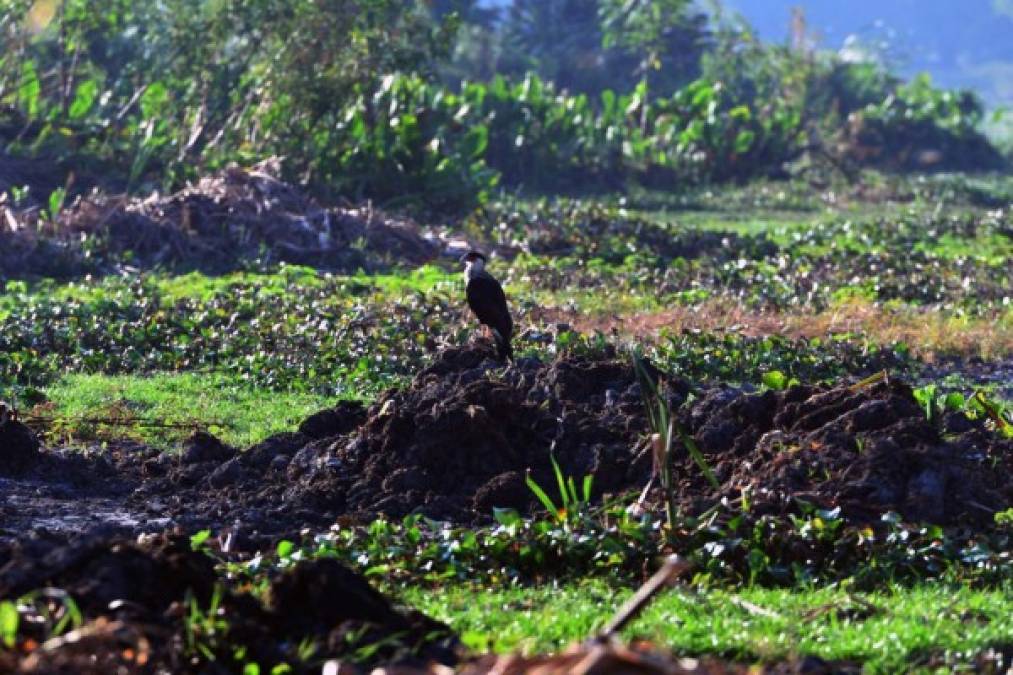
350,264,458,295
402,581,1013,672
34,372,335,448
5,263,457,307
913,232,1013,265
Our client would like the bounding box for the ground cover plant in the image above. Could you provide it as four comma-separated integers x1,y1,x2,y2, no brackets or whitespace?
1,1,1011,673
2,166,1011,672
1,215,1010,672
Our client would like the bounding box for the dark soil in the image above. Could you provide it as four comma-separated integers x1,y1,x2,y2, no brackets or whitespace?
0,419,40,475
678,379,1011,526
0,347,1009,672
1,345,1009,549
0,534,457,673
1,160,442,280
0,533,216,616
292,342,679,521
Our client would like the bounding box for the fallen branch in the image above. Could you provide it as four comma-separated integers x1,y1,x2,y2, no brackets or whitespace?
592,555,692,643
23,415,231,430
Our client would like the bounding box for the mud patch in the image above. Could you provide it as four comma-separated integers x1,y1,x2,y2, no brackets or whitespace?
0,443,161,546
0,420,40,475
1,347,1008,545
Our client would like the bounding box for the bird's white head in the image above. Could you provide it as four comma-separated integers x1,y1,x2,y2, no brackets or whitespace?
460,250,487,278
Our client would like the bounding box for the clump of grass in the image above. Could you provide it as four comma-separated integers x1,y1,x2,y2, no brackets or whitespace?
524,454,594,525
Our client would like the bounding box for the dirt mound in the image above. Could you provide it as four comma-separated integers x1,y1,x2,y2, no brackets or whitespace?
268,558,457,666
0,535,458,672
677,379,1011,526
287,342,677,521
1,159,440,278
284,346,1009,527
0,418,40,475
298,400,368,439
0,533,215,616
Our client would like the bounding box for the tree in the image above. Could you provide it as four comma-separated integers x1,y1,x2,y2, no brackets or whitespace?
599,0,708,125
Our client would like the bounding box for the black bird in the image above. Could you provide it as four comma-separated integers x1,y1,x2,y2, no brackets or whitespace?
460,250,513,361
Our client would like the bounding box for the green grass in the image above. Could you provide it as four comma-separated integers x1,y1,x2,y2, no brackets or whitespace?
350,264,458,295
37,372,334,448
3,263,457,307
914,232,1013,265
402,581,1013,672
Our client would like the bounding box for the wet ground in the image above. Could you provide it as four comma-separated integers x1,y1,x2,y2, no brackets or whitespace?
0,343,1010,672
2,343,1009,549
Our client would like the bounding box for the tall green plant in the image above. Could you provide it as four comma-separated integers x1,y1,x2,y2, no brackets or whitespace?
0,0,460,195
631,350,718,539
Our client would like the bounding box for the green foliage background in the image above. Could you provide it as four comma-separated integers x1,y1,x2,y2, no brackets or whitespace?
0,0,1005,212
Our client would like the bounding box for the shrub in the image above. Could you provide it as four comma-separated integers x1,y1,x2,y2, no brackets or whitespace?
0,2,1004,213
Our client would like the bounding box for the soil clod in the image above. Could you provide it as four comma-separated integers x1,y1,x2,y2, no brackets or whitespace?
0,419,40,475
0,534,458,672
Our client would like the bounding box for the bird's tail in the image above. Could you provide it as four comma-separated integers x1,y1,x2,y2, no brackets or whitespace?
491,328,513,362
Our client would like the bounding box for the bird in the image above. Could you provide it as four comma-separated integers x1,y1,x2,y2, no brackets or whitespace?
460,250,513,361
0,401,16,426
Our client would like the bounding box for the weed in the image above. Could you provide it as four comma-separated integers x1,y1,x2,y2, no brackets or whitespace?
524,455,594,525
632,349,718,539
0,601,18,649
183,585,228,662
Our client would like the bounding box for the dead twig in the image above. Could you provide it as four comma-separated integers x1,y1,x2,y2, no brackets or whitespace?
23,415,231,430
592,555,692,643
728,596,782,620
848,369,888,393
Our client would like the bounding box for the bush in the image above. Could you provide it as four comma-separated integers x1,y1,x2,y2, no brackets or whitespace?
0,0,461,198
0,1,1004,213
842,74,1004,171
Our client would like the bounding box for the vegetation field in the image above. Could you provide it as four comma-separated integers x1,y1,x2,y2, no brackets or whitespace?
1,1,1011,674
